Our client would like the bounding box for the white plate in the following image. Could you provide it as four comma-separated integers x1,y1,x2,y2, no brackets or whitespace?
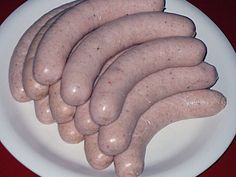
0,0,235,177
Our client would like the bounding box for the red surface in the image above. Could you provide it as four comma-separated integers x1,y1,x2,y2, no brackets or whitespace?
0,0,235,177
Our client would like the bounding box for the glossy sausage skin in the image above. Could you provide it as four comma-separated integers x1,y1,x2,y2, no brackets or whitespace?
114,89,226,177
34,95,54,124
8,0,80,102
22,11,65,100
84,133,113,170
58,119,83,144
49,81,75,123
75,100,99,135
98,62,218,155
90,37,205,125
34,0,165,85
74,50,126,135
61,12,195,106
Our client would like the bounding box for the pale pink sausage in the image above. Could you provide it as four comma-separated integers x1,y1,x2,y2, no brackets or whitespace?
84,133,113,170
114,89,226,177
90,37,206,125
95,49,129,84
74,50,127,135
49,81,75,123
8,0,80,102
75,100,99,135
22,11,66,100
23,57,48,100
61,12,196,106
58,119,83,144
34,95,54,124
34,0,165,85
98,62,218,155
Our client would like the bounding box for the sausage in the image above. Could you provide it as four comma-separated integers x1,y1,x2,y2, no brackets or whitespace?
75,100,99,135
98,62,218,155
74,100,98,136
84,133,113,170
90,37,206,125
34,95,54,124
33,0,165,86
61,12,196,106
114,89,226,177
74,50,127,135
22,13,62,100
22,10,67,100
49,81,75,123
8,0,80,102
58,119,83,144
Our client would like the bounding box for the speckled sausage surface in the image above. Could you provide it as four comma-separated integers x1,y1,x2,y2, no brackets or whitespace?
34,95,54,124
58,119,83,144
98,62,218,155
84,133,113,170
49,81,75,124
34,0,165,86
114,89,226,177
8,0,80,102
75,100,99,135
74,50,127,135
22,11,65,100
61,12,195,106
90,37,205,125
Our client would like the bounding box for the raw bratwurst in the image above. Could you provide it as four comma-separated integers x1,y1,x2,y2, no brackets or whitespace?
61,12,196,106
98,62,218,155
9,0,80,102
114,89,226,177
34,0,165,85
90,37,206,125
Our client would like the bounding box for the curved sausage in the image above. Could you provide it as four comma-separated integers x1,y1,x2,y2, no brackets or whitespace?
61,12,196,106
98,62,218,155
75,100,99,135
22,11,67,100
34,95,54,124
58,119,83,144
114,89,226,177
84,133,113,170
90,37,206,125
74,50,127,135
49,81,75,123
33,0,165,85
8,0,80,102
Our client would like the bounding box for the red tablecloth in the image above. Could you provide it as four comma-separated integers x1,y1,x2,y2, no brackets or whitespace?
0,0,235,177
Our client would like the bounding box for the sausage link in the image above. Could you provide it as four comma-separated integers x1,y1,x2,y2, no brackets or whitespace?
98,62,218,155
75,100,99,135
84,133,113,170
8,0,80,102
74,50,127,135
58,119,83,144
34,95,54,124
34,0,165,85
22,8,70,100
61,12,195,106
90,37,205,125
114,89,226,177
49,81,75,123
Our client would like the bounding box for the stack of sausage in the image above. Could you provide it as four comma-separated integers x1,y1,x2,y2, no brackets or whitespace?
9,0,226,176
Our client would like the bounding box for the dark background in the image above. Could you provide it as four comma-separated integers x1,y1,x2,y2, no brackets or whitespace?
0,0,235,177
